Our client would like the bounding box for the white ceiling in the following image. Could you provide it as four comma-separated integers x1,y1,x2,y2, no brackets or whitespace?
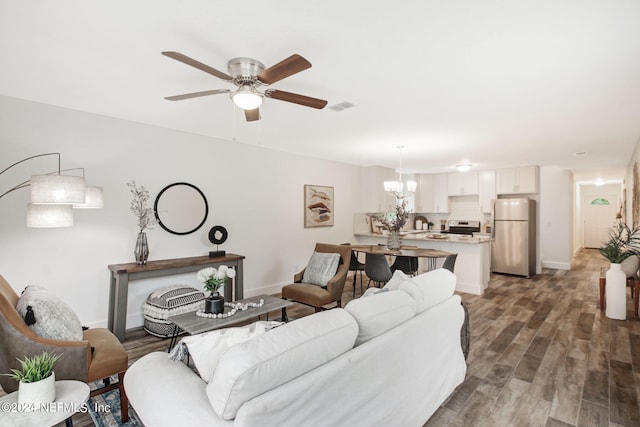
1,1,639,179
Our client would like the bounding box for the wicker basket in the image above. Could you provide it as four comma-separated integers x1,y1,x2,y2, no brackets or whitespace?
143,285,206,337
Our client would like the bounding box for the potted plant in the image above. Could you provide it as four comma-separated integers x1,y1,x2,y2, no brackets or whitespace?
4,351,61,405
197,266,236,314
376,196,410,250
599,220,640,319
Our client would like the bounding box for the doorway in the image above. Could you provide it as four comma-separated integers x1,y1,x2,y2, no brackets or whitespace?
583,194,619,248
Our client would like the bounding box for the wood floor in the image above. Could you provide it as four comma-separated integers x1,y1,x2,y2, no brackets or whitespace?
43,249,640,425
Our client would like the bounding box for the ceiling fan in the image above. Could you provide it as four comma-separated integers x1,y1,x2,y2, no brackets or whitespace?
162,51,328,121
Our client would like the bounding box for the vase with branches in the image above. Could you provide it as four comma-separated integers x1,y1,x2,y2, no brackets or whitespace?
128,181,155,264
376,197,410,250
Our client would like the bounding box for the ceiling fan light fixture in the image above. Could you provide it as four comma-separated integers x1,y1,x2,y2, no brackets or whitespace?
231,87,263,110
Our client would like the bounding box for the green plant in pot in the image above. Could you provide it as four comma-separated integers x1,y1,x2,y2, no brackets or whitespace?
4,351,61,405
197,266,236,314
599,220,640,320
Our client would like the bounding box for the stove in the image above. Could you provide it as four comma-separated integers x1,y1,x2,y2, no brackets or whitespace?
442,220,481,235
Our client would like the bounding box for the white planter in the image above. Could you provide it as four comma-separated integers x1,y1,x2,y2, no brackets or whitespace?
18,371,56,408
606,263,627,320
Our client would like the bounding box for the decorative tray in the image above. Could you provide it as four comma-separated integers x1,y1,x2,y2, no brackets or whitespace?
426,234,448,240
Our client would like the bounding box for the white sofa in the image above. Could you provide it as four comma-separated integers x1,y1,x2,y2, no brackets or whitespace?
124,269,467,427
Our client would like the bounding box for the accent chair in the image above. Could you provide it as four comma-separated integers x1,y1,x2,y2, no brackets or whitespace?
281,243,351,312
0,275,129,422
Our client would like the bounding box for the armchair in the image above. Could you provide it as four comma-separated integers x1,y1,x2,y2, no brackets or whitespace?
281,243,351,312
0,275,129,421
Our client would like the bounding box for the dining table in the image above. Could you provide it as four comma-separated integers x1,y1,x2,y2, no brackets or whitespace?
349,244,454,271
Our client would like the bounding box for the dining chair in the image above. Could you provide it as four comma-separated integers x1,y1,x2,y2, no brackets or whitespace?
341,243,365,296
365,253,393,288
390,247,419,277
442,253,458,273
390,257,419,276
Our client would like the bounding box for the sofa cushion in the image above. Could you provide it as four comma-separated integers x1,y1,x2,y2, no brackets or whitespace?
170,321,279,382
345,290,416,346
398,268,456,313
206,308,358,420
15,285,83,341
383,269,410,291
302,252,340,287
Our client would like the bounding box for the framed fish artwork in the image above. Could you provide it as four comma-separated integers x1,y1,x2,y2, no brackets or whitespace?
304,185,334,227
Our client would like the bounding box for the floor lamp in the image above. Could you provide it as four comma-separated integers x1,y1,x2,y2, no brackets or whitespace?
0,152,103,227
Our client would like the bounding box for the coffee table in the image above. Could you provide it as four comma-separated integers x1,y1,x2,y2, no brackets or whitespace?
0,380,90,427
167,294,293,349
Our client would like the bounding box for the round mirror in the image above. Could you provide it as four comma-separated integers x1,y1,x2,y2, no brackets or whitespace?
154,182,208,235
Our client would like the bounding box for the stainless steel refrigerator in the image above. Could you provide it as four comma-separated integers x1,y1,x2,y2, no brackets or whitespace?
491,198,536,277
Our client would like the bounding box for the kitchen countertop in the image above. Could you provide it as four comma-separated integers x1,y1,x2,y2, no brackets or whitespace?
354,231,491,244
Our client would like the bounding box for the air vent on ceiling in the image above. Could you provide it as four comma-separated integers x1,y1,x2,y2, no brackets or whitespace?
328,102,355,112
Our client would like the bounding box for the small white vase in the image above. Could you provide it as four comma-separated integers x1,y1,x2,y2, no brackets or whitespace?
18,371,56,408
606,263,627,320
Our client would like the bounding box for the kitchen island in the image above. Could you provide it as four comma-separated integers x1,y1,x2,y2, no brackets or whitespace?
354,231,491,295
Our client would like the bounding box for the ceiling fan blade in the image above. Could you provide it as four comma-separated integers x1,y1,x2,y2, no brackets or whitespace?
165,89,230,101
162,51,233,81
257,54,312,85
244,108,260,122
264,89,328,109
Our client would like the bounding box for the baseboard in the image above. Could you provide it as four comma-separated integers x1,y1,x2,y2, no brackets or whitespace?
541,260,571,270
455,281,483,295
243,281,287,298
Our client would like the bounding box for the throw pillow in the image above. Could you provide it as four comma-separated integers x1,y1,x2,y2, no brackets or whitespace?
15,285,83,341
168,321,281,383
302,252,341,287
345,290,416,346
399,268,456,313
361,287,389,298
383,269,409,291
206,308,358,420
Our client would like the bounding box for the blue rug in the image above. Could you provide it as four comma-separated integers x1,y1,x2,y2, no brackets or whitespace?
88,381,143,426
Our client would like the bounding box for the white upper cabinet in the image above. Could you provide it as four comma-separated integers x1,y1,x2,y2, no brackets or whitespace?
433,174,450,213
362,166,397,212
416,174,450,213
416,174,434,213
479,170,496,213
496,166,539,194
447,172,479,196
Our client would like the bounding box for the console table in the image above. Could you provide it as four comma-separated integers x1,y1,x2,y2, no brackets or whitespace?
108,254,245,342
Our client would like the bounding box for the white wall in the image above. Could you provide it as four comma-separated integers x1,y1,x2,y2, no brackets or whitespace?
0,96,361,329
540,166,573,270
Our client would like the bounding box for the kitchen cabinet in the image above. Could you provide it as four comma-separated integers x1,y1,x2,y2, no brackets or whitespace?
433,174,450,213
362,166,397,212
416,174,434,213
496,166,539,194
479,170,496,213
447,172,478,196
416,174,450,213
